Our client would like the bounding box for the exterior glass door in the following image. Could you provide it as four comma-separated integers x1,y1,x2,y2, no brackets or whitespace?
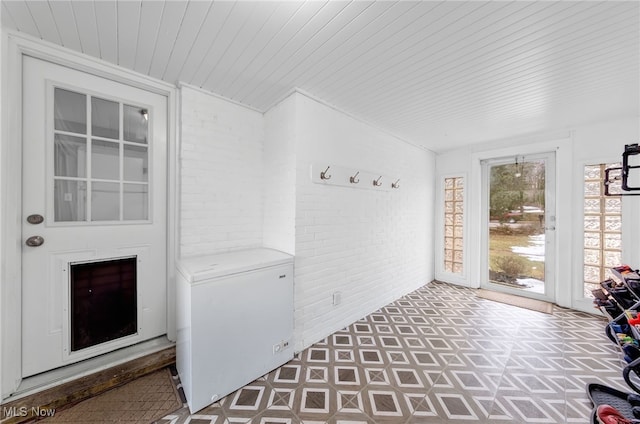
483,153,555,301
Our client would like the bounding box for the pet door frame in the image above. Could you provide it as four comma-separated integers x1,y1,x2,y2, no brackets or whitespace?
62,255,143,363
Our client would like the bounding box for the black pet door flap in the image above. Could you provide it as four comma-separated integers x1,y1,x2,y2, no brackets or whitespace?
70,257,137,352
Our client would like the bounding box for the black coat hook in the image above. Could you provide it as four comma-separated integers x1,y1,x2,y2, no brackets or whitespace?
392,179,400,189
373,176,382,187
320,166,332,180
350,171,360,184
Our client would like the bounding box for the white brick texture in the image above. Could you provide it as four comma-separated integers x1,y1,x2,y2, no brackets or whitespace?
263,95,296,254
179,87,264,257
292,94,434,351
179,87,434,353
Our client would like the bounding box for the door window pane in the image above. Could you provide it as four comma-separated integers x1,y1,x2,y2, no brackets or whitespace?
123,145,148,182
91,182,120,221
92,97,119,139
54,88,86,134
54,134,86,177
52,87,150,223
92,140,120,180
123,105,148,144
54,180,86,221
123,184,148,220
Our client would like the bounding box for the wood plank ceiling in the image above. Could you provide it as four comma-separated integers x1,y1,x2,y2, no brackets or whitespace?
2,1,638,152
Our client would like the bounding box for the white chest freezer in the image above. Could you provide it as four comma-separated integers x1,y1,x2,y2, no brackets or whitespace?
176,248,294,413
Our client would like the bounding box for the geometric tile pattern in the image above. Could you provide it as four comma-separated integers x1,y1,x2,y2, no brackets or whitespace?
158,281,628,423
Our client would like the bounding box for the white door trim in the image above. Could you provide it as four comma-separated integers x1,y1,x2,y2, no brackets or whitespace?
1,31,178,399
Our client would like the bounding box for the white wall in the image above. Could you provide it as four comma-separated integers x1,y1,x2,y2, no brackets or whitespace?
179,85,265,257
180,88,435,352
435,117,640,312
263,95,296,254
292,93,434,350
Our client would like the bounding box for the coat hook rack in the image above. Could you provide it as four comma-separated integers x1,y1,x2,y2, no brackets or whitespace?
392,179,400,189
320,166,332,180
350,171,360,184
373,176,383,187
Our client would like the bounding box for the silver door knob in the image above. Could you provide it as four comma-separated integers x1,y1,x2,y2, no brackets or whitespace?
25,235,44,247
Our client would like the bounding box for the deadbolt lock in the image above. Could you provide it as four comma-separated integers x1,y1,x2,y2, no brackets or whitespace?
26,214,44,224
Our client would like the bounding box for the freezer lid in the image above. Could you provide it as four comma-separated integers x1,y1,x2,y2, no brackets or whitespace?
177,248,294,283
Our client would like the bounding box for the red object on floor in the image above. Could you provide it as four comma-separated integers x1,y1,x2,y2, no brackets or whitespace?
597,404,637,424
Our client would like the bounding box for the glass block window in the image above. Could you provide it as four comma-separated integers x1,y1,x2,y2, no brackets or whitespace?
444,177,464,274
53,87,149,223
583,163,622,297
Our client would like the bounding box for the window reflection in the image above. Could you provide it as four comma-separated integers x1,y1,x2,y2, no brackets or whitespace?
54,88,86,134
92,97,119,139
92,140,120,180
54,180,86,221
124,145,148,182
123,104,148,144
53,88,150,223
54,135,87,177
91,182,120,221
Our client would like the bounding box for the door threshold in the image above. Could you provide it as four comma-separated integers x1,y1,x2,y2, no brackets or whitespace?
3,336,175,403
482,281,553,304
477,288,554,314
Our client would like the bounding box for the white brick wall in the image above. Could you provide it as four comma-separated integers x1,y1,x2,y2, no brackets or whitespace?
263,95,296,254
178,87,435,353
292,93,434,351
179,86,264,257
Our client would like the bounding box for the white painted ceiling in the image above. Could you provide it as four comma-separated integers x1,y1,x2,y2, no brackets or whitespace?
2,1,639,152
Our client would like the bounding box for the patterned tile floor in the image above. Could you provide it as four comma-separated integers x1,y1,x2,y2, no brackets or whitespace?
159,281,630,423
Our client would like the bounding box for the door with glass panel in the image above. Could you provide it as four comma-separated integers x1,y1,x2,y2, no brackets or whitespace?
21,56,167,377
482,153,556,301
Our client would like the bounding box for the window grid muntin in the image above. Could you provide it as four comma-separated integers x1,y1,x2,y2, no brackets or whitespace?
53,87,149,223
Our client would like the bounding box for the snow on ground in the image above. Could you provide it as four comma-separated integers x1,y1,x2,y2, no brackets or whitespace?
511,234,545,293
511,234,545,262
517,277,545,293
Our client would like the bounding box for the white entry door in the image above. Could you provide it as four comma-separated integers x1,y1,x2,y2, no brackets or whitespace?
481,152,556,302
21,56,168,377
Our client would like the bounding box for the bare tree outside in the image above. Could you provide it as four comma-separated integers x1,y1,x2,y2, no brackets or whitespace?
488,160,546,293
